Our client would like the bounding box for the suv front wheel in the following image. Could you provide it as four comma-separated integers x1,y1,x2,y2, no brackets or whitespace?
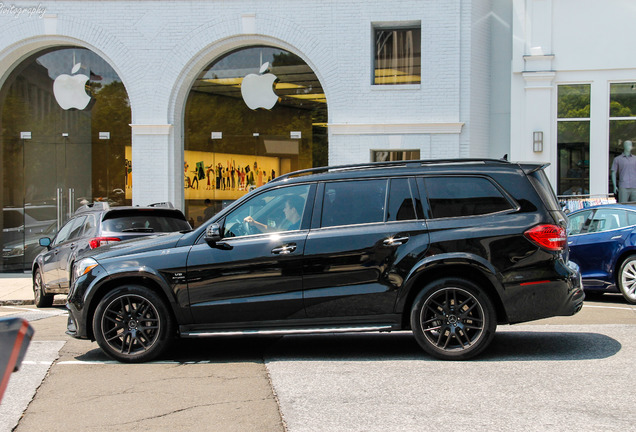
410,278,496,360
93,285,174,363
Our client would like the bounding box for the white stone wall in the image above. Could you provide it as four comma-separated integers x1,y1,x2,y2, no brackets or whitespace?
511,0,636,194
0,0,493,207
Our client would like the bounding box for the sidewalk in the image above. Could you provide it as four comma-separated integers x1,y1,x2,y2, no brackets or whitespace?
0,274,64,306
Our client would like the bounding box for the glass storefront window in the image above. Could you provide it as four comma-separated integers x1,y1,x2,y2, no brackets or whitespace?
371,150,420,162
374,25,421,85
184,46,328,227
557,85,590,196
1,47,131,272
609,83,636,195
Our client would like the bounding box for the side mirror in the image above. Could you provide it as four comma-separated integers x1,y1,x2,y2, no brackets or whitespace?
39,238,51,248
204,223,222,243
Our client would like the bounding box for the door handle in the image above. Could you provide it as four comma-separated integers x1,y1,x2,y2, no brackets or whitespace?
383,236,409,246
272,244,297,255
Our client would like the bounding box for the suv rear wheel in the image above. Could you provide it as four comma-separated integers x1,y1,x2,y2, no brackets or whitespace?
410,278,496,360
93,285,174,363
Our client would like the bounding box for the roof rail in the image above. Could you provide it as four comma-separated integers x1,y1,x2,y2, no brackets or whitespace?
272,158,511,182
74,201,110,214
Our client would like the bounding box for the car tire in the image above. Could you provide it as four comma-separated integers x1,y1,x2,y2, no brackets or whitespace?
93,285,175,363
410,277,497,360
618,256,636,304
33,268,54,308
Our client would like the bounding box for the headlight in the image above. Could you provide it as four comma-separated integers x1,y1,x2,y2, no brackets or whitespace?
74,257,98,280
2,246,24,257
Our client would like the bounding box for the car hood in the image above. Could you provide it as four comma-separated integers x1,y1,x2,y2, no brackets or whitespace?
80,231,185,261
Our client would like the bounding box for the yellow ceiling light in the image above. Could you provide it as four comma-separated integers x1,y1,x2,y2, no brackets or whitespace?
201,77,243,86
275,83,305,90
285,93,327,103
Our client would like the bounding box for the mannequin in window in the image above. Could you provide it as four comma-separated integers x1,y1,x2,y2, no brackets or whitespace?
612,140,636,203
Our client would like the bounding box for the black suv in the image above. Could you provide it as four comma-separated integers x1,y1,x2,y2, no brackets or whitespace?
66,160,584,362
32,202,191,307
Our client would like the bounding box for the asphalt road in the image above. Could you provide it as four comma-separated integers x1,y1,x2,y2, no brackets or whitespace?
1,294,635,432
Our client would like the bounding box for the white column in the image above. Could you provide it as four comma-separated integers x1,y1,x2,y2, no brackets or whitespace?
130,124,181,208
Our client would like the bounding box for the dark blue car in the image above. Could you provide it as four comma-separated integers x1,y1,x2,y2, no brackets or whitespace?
567,203,636,304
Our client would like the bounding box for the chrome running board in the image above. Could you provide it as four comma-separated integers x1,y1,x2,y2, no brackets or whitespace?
181,325,394,338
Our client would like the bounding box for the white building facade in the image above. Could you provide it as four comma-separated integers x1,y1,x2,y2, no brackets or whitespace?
1,0,635,272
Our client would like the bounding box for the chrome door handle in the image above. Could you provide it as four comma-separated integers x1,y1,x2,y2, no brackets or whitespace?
383,236,409,246
272,244,297,255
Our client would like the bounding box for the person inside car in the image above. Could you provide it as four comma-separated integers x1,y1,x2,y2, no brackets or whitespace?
244,195,303,233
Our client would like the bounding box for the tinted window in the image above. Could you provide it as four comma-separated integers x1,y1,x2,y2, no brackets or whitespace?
387,178,416,221
527,169,561,211
223,184,310,237
101,210,191,233
53,217,81,246
322,180,387,227
82,215,97,237
628,210,636,226
424,176,513,219
68,216,87,241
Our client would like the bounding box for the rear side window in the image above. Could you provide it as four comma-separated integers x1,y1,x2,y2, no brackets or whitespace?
322,179,387,227
424,176,513,218
387,178,417,221
527,168,561,211
101,210,191,233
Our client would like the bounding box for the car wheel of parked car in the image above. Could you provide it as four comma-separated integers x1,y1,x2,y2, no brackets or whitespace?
410,278,497,360
618,256,636,304
93,285,174,363
33,268,54,308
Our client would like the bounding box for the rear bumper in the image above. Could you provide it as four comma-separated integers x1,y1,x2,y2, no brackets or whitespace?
503,260,585,324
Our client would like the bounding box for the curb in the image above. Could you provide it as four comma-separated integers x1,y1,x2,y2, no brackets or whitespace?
0,299,67,307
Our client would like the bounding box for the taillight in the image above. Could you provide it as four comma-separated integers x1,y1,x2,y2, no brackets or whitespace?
524,224,567,251
89,237,121,249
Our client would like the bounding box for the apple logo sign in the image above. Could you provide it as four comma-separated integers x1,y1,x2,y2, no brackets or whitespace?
240,62,279,110
53,63,91,110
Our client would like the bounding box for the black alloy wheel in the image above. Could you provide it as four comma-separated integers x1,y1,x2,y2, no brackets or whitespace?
93,285,174,363
33,268,54,308
411,278,496,360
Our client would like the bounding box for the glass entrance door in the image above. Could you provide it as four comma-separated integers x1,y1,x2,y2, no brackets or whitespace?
1,134,92,272
1,46,132,273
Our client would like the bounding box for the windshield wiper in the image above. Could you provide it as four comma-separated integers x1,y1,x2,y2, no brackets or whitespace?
121,228,155,233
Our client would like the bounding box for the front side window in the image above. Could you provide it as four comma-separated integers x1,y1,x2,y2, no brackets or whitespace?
557,84,591,196
424,177,513,219
53,217,83,246
322,180,387,227
373,24,421,85
223,184,310,237
567,210,593,235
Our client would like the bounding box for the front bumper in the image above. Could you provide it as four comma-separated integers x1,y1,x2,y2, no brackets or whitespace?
65,263,107,340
